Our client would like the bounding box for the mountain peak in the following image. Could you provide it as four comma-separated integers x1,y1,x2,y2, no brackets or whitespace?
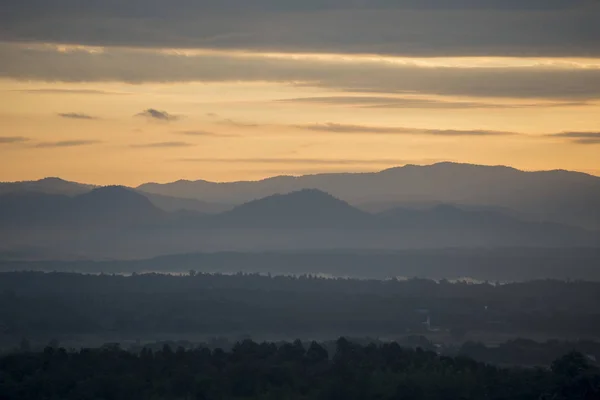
38,177,68,183
74,186,161,216
81,185,152,204
278,188,338,199
219,189,371,228
237,189,349,211
0,176,94,196
91,185,134,193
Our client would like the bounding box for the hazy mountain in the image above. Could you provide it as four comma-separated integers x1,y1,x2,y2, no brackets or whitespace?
0,177,231,214
0,177,95,196
358,200,523,217
6,248,599,282
212,189,373,228
0,185,597,260
141,191,232,214
138,162,600,230
379,204,595,247
200,192,597,247
0,186,164,228
380,204,535,228
0,192,70,226
5,163,600,231
69,186,165,226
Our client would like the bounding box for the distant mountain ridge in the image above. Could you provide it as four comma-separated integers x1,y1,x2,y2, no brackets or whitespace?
0,177,96,196
139,191,233,214
138,162,600,230
2,162,600,230
0,186,164,228
0,185,598,260
0,178,231,214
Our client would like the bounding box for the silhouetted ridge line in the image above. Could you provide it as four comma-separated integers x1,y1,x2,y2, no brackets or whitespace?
215,189,374,228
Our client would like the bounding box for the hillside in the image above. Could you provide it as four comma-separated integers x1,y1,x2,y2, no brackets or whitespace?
0,186,164,228
138,163,600,230
212,189,374,228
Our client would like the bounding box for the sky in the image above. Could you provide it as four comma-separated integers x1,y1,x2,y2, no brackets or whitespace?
1,0,600,185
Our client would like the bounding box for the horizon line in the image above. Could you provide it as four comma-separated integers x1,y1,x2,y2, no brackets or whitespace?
1,161,599,187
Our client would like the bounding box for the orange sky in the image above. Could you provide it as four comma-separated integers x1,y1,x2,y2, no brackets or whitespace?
1,44,600,185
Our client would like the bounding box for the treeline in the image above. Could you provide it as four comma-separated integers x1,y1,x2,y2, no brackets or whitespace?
1,272,600,339
1,339,599,400
10,335,600,369
130,338,600,368
3,248,600,281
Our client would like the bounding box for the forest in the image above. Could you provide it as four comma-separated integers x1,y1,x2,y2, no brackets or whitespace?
1,272,600,347
1,338,598,400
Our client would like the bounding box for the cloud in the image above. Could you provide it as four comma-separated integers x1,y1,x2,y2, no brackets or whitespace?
14,89,128,95
177,157,442,166
297,123,517,136
0,136,29,144
130,141,195,148
0,1,597,57
175,130,237,137
548,132,600,144
34,140,101,148
278,96,588,109
57,112,97,120
136,109,181,122
2,43,600,100
218,119,259,128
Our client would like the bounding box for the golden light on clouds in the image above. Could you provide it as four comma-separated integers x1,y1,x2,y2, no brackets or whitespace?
21,41,600,70
1,41,600,185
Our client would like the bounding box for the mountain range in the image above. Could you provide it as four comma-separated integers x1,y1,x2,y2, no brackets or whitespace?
138,162,600,231
0,186,163,229
1,166,599,260
5,162,598,230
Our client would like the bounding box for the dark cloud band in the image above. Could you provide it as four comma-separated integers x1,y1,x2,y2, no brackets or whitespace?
136,109,181,122
0,136,29,144
34,140,101,148
58,112,97,120
176,130,237,137
131,141,195,148
1,1,597,57
2,44,600,100
547,132,600,145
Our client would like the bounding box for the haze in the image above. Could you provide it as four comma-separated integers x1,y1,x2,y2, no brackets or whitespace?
2,4,600,399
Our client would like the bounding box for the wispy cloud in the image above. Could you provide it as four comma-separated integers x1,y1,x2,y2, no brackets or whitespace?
15,89,128,95
547,132,600,144
131,141,195,148
58,112,98,120
34,140,101,148
297,123,517,136
175,130,237,137
136,109,181,122
218,118,259,128
0,136,29,144
279,96,587,109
